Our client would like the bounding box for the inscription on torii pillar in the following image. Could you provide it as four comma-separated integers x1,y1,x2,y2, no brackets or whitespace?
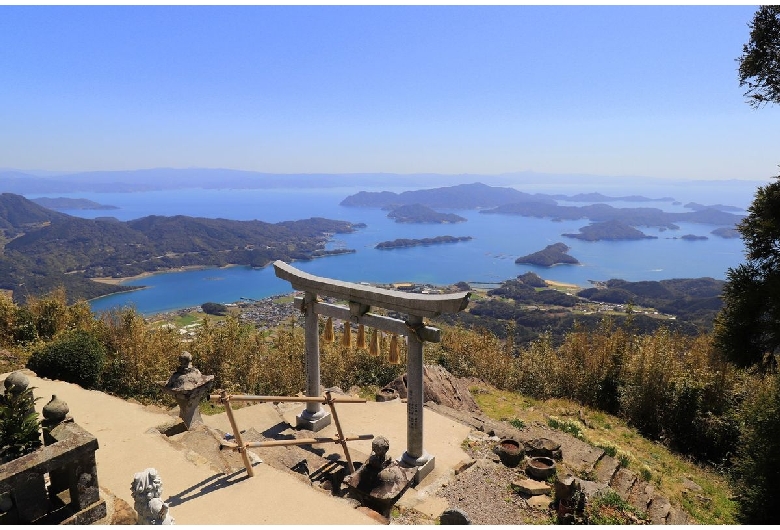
273,260,470,481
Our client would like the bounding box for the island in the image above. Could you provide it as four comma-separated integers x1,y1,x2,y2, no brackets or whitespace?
515,243,580,266
711,227,741,239
375,235,473,250
341,182,556,209
386,204,466,224
562,220,658,241
564,192,674,203
684,202,743,213
341,182,744,229
31,197,119,210
679,234,709,241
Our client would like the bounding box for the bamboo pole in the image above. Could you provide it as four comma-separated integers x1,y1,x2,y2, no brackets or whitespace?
219,390,254,477
243,434,374,448
326,390,355,474
210,394,366,404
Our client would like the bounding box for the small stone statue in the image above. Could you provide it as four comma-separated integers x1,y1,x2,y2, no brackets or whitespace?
345,435,415,514
367,436,392,470
131,468,174,525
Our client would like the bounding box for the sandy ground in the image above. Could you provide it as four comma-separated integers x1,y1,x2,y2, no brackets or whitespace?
544,280,581,289
3,370,472,525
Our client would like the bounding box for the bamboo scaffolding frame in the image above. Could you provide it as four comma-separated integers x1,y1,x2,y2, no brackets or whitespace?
211,390,373,477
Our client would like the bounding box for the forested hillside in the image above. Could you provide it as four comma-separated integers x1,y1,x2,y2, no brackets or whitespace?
0,193,362,302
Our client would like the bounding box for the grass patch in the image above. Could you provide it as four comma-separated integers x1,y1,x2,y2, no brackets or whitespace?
508,418,525,430
547,416,584,439
585,489,647,524
175,313,199,327
596,443,618,457
273,295,295,304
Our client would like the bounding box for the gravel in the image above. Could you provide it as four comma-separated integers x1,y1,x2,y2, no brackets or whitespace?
391,438,556,525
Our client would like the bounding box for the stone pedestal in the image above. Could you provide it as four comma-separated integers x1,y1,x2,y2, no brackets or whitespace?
400,453,436,485
295,408,332,431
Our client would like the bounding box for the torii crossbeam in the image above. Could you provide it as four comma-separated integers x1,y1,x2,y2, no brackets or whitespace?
273,260,470,482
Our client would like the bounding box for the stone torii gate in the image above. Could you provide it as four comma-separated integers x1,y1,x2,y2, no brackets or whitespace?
273,260,470,481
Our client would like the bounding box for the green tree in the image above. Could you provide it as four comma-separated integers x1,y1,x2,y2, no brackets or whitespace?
715,218,780,368
730,374,780,523
0,382,42,462
725,8,780,524
27,329,106,389
738,5,780,107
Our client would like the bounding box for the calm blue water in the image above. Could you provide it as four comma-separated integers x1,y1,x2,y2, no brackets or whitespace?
25,180,762,315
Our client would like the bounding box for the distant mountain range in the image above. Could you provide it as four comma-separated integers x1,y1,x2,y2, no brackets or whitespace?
0,193,361,303
0,167,767,198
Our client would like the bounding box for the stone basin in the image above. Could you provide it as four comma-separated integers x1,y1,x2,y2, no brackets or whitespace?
526,456,556,480
495,438,524,468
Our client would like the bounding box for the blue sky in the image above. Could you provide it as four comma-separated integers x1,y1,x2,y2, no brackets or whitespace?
1,5,778,180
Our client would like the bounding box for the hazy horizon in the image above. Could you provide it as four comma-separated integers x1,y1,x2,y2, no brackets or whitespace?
2,5,779,180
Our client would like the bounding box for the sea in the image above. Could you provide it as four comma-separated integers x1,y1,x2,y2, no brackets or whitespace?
24,179,765,315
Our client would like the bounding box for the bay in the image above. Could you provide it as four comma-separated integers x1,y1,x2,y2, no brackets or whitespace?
25,180,758,315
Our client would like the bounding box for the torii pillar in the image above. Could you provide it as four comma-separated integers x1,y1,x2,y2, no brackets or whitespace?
273,260,470,482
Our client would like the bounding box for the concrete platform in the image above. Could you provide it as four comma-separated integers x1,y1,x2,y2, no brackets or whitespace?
4,371,471,525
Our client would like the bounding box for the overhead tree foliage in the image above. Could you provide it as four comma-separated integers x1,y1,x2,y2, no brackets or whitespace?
738,5,780,107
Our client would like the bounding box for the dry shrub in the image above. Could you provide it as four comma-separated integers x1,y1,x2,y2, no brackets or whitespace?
26,287,70,340
97,307,180,400
0,293,17,348
432,319,741,463
320,326,405,390
430,324,518,390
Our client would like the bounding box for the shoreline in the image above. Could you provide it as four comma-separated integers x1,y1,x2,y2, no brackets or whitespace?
544,279,581,289
90,264,243,286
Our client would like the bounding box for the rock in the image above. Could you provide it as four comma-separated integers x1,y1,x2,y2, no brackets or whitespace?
527,494,553,511
647,495,672,524
385,365,481,412
440,507,471,525
454,458,476,475
524,438,562,460
512,478,551,496
681,477,703,492
356,506,389,524
375,388,399,402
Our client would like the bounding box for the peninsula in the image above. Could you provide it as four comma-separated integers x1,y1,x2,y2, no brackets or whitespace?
0,193,362,303
375,235,473,250
30,197,119,211
515,243,580,266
